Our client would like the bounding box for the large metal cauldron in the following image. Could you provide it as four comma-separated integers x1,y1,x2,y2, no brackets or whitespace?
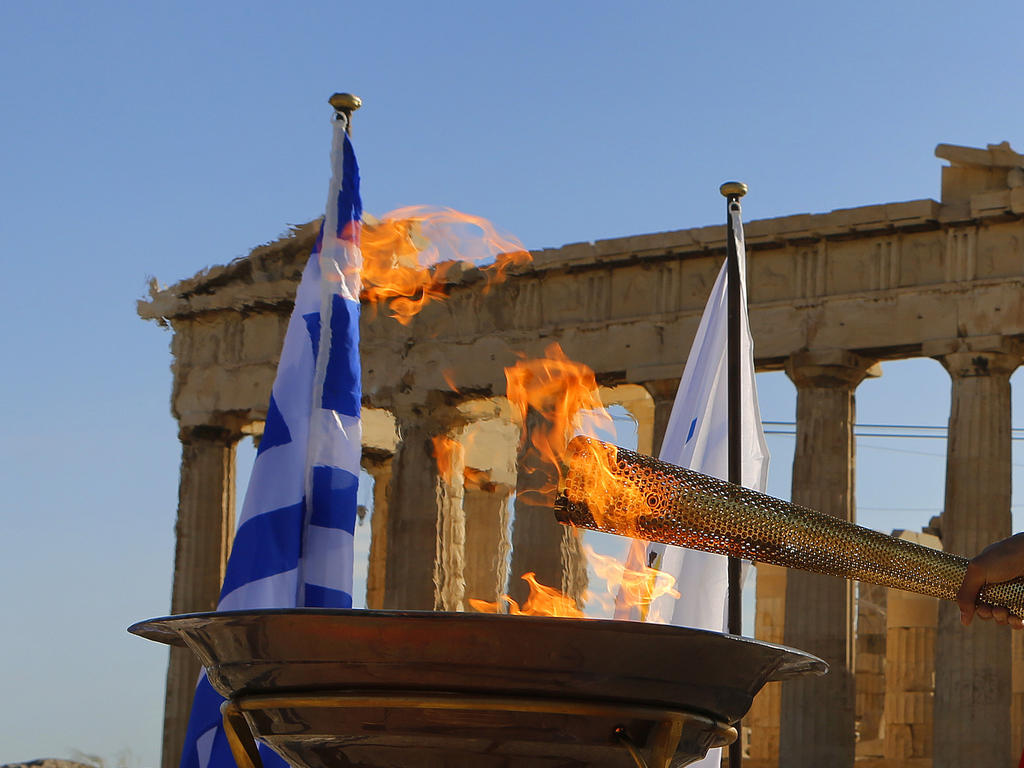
131,609,825,768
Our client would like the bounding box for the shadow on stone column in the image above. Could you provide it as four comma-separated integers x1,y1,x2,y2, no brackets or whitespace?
382,406,466,611
162,424,239,768
463,481,512,604
930,341,1019,767
361,451,392,610
779,350,877,767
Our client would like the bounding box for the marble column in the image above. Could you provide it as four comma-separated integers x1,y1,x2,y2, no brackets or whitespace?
361,451,392,610
433,432,467,612
162,424,240,768
463,481,513,604
931,340,1020,766
382,405,466,610
509,409,587,607
779,350,877,766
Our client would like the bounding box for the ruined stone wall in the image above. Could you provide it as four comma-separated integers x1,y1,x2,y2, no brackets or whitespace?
141,143,1024,768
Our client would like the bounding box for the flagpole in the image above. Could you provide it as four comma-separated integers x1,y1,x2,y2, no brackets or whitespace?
721,179,748,768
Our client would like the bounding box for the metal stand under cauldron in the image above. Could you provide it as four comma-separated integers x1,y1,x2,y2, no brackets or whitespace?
131,609,825,768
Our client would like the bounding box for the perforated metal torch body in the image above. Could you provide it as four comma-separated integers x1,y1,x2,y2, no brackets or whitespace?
554,436,1024,617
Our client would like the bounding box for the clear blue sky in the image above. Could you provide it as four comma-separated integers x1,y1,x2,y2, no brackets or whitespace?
3,2,1024,765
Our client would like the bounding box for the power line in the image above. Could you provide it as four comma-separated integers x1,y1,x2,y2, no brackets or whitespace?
763,421,951,430
762,420,1024,440
764,433,1024,467
858,505,1024,512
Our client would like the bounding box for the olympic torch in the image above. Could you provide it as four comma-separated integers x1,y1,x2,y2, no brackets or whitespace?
553,436,1024,616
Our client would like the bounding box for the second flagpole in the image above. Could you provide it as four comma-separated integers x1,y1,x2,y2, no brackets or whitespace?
721,179,748,768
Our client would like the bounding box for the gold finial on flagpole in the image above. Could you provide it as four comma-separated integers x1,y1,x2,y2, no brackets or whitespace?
719,181,748,199
329,93,362,134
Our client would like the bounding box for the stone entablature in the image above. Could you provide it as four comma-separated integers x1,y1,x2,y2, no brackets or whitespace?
141,181,1024,428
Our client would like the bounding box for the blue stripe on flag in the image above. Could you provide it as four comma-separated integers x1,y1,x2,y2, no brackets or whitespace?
178,676,223,768
321,294,361,416
181,678,290,768
257,394,292,455
304,311,321,361
218,502,305,598
336,135,362,239
309,465,359,531
304,583,354,608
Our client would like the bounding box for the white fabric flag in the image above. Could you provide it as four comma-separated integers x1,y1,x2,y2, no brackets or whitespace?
645,204,769,767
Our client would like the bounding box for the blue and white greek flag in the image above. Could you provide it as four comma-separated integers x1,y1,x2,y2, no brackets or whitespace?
178,115,362,768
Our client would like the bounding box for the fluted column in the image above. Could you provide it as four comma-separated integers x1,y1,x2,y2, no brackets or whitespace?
383,404,466,610
930,339,1021,766
509,409,587,606
463,480,513,604
361,451,392,610
162,424,240,768
433,432,467,611
642,378,679,457
779,350,877,766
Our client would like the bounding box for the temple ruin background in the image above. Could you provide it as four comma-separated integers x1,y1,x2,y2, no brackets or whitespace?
140,141,1024,768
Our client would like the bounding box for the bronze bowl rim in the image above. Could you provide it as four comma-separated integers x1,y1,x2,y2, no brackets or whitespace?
129,605,829,765
131,609,827,765
129,606,825,673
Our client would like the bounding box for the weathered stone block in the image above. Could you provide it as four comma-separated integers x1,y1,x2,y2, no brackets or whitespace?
887,691,932,725
241,312,285,363
887,592,939,628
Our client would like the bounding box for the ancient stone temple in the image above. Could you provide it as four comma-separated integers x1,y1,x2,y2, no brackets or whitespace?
140,141,1024,768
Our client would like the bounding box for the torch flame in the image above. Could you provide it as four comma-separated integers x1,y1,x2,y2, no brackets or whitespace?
491,345,676,620
584,541,679,622
360,206,530,324
469,572,585,618
469,547,679,621
503,342,613,504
